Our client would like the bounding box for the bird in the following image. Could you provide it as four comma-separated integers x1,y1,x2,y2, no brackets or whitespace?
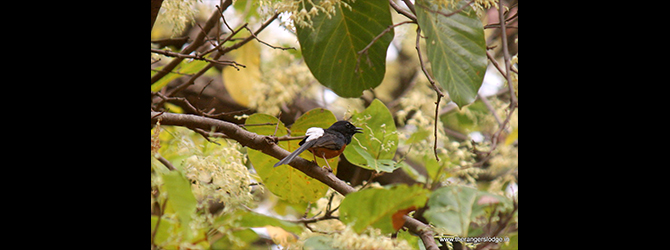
273,121,363,172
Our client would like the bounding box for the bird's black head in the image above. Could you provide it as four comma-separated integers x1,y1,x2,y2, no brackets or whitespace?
328,121,363,137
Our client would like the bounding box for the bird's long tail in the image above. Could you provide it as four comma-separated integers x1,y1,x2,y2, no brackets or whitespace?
273,140,317,167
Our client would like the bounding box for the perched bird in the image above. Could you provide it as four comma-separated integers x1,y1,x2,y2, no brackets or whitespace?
273,121,362,172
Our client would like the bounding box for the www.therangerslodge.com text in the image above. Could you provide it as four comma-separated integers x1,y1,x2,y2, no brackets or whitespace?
435,236,509,244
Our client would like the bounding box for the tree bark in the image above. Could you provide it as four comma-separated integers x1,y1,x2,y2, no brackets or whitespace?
151,0,164,33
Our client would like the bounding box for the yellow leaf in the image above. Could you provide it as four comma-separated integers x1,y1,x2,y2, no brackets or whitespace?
222,37,261,107
265,226,297,247
504,128,518,146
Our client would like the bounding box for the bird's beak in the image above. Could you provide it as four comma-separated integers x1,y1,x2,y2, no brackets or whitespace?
355,127,363,134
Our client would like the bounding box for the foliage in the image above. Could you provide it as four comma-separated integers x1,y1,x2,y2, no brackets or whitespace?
296,0,394,97
246,110,338,204
151,0,518,249
339,184,429,234
415,0,488,108
344,99,400,172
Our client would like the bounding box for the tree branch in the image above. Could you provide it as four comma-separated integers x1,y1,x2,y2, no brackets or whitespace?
416,26,443,162
150,48,245,69
150,111,438,250
390,0,416,21
151,0,234,85
151,0,164,33
151,111,355,195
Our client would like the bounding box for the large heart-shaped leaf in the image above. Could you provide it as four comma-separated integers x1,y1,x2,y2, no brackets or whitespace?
296,0,393,98
246,109,337,204
415,0,487,108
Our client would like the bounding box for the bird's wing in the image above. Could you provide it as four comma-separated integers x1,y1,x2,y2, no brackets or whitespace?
310,132,344,150
273,139,318,167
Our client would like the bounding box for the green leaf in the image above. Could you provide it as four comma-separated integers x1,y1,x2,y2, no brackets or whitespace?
423,185,477,237
296,0,394,97
210,228,258,250
406,128,431,144
161,171,198,238
151,215,178,247
415,0,487,108
234,210,304,235
423,185,511,237
246,109,337,204
353,146,396,173
339,184,429,234
151,59,207,92
344,99,399,172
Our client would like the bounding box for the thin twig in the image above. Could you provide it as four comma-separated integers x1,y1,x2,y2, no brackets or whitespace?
151,0,234,85
390,0,417,21
499,4,518,107
201,22,248,56
156,13,280,101
433,95,442,161
402,0,416,14
150,48,245,69
478,93,503,127
216,4,234,32
151,198,169,248
416,27,444,162
486,50,507,79
156,156,176,171
243,26,296,51
415,27,444,98
474,3,518,166
191,127,223,145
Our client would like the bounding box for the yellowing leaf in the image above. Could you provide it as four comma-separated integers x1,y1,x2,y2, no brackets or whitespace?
222,37,261,107
504,128,518,146
265,226,298,247
246,110,337,204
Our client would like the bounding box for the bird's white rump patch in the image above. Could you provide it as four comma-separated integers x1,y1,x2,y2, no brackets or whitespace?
305,127,324,142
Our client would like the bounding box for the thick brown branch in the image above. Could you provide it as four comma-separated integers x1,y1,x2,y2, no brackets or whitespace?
151,0,164,33
150,111,437,249
151,111,355,195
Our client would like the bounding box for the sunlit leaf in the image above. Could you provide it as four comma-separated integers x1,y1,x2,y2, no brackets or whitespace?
344,99,399,172
151,59,207,92
246,109,337,204
222,29,261,107
162,171,198,239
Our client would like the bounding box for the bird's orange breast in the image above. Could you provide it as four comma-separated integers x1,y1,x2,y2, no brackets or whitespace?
308,145,347,159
